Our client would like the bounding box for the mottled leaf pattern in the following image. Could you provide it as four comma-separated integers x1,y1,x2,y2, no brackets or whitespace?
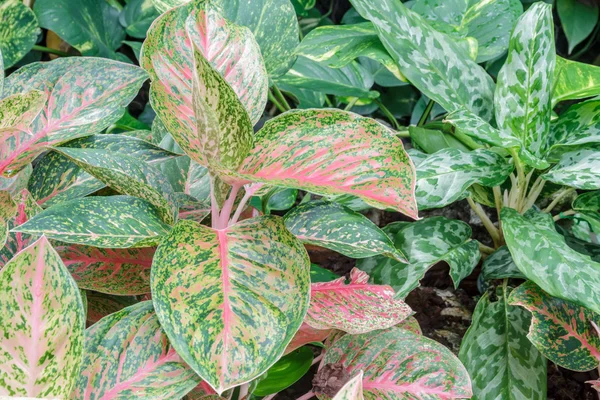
443,108,521,149
545,99,600,159
0,0,40,68
573,191,600,212
0,236,85,397
323,327,472,399
238,110,418,219
0,90,46,132
85,292,138,325
543,149,600,190
333,371,364,400
553,56,600,104
481,245,525,281
151,217,310,393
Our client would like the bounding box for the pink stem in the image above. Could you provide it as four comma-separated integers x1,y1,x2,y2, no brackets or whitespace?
311,354,323,366
216,183,241,229
229,190,253,226
262,394,277,400
295,391,315,400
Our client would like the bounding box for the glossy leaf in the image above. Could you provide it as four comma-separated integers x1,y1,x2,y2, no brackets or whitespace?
481,245,525,281
238,109,418,219
0,0,40,68
284,200,405,261
510,281,600,372
350,0,495,120
409,126,470,154
310,263,340,283
543,149,600,190
254,347,314,396
285,322,331,355
120,0,160,39
557,0,599,54
15,196,171,248
502,207,600,315
494,2,555,162
332,371,364,400
0,236,85,398
553,56,600,104
151,217,310,393
443,108,521,149
323,327,472,399
357,217,480,298
459,287,546,400
415,148,513,209
306,268,412,334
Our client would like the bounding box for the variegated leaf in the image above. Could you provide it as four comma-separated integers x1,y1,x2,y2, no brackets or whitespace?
573,190,600,212
323,327,472,399
0,58,147,176
443,108,521,149
397,315,422,335
481,245,525,281
332,371,364,400
0,90,46,132
553,56,600,104
459,287,546,400
415,148,513,210
177,193,211,223
85,291,138,325
56,244,154,295
284,200,406,261
14,195,171,248
494,2,555,162
285,322,331,355
0,0,40,68
151,217,310,393
0,236,85,397
74,301,201,399
56,147,178,224
0,190,16,246
502,207,600,315
510,280,600,372
238,109,418,219
543,149,600,190
306,268,412,334
0,163,31,196
350,0,495,121
357,217,480,298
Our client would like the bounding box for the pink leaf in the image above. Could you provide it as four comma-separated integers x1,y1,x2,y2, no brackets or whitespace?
285,322,331,355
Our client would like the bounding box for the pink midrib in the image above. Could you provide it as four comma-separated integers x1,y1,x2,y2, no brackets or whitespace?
217,229,232,387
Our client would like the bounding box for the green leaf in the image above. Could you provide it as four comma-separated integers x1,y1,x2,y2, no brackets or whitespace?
573,190,600,212
415,148,513,210
0,0,40,68
357,217,480,298
55,147,178,224
494,2,555,163
73,301,201,399
254,347,314,396
557,0,599,54
350,0,495,120
284,200,406,261
85,291,138,325
553,56,600,104
274,56,378,99
310,263,340,283
151,217,310,393
0,90,46,132
0,190,16,247
443,108,521,149
323,327,472,399
15,195,171,248
502,207,600,315
510,281,600,372
34,0,125,59
120,0,159,38
237,109,418,219
0,236,85,398
459,287,546,400
543,149,600,190
409,126,471,154
481,245,525,281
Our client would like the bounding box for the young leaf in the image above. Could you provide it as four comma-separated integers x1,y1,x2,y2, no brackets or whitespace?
323,327,472,399
502,207,600,315
543,149,600,190
14,196,171,248
0,236,85,398
494,2,555,163
285,322,331,355
358,217,480,297
151,217,310,393
510,281,600,372
557,0,599,54
237,109,418,219
350,0,495,121
284,200,406,261
0,0,40,67
56,244,154,295
415,148,513,209
332,371,364,400
553,56,600,104
459,288,546,399
306,268,412,334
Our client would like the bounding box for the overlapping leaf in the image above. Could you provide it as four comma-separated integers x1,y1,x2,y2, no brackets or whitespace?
151,217,310,393
120,0,160,39
332,371,364,400
85,291,138,325
557,0,598,54
285,323,331,355
254,347,314,396
237,109,418,219
573,191,600,212
0,90,46,132
543,149,600,190
0,0,40,68
0,236,85,398
443,108,521,149
553,56,600,104
480,245,525,281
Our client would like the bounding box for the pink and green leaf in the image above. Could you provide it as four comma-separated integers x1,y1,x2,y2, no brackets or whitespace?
285,322,332,355
0,236,85,398
0,90,46,132
332,371,364,400
151,217,311,393
85,291,139,325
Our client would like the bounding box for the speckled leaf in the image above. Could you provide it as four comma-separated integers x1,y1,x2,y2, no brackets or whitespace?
0,58,147,176
357,217,480,298
74,301,200,399
151,217,310,393
142,0,268,126
0,90,46,132
238,109,418,219
323,327,472,399
284,200,406,261
415,148,513,210
494,2,555,162
56,244,154,295
510,281,600,372
177,193,211,223
573,191,600,212
502,207,600,315
85,292,138,325
443,108,521,149
0,49,4,95
14,195,171,248
397,315,422,336
306,268,412,334
459,287,546,400
285,323,331,355
55,147,177,224
0,236,85,398
0,190,15,247
333,371,364,400
543,149,600,190
481,245,525,281
350,0,495,121
0,0,40,68
553,56,600,104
